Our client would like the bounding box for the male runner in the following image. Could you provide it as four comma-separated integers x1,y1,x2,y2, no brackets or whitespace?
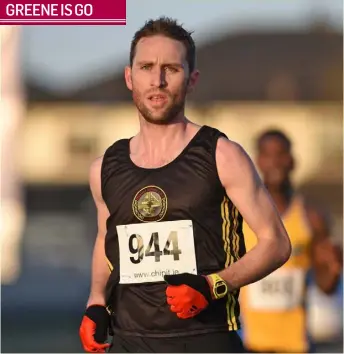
239,129,342,353
79,17,291,353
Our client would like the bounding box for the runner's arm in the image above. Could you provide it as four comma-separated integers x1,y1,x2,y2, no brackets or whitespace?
215,138,291,291
306,206,342,294
86,156,111,307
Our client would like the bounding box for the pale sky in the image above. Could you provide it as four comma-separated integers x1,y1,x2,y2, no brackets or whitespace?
21,0,343,92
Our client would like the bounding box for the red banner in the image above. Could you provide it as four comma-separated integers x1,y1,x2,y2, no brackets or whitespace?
0,0,126,25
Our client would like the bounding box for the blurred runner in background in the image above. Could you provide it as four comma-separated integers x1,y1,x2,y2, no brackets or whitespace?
239,129,342,353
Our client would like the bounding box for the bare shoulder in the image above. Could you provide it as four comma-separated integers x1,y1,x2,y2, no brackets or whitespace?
215,136,258,188
90,155,104,171
89,156,104,200
89,156,104,180
216,136,252,164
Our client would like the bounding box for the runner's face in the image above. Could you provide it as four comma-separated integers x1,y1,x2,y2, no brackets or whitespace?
257,137,293,188
125,35,198,124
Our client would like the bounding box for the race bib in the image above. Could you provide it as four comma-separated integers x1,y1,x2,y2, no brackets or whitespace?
117,220,197,284
247,268,305,311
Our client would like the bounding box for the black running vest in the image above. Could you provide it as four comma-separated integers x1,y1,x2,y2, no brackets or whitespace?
102,125,246,337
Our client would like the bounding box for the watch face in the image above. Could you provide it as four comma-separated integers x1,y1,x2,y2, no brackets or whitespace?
216,282,227,296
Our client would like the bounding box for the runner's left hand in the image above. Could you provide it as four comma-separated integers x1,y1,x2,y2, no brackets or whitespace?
164,273,214,319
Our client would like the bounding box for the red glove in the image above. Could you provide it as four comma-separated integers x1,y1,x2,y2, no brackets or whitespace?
164,273,227,319
79,305,111,353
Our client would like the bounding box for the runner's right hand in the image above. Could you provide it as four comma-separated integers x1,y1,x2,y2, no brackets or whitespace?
79,305,111,353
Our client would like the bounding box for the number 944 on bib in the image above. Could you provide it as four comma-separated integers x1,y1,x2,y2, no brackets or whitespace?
117,220,197,284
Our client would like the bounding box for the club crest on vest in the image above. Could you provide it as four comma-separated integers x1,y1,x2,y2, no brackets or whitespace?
132,185,168,222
